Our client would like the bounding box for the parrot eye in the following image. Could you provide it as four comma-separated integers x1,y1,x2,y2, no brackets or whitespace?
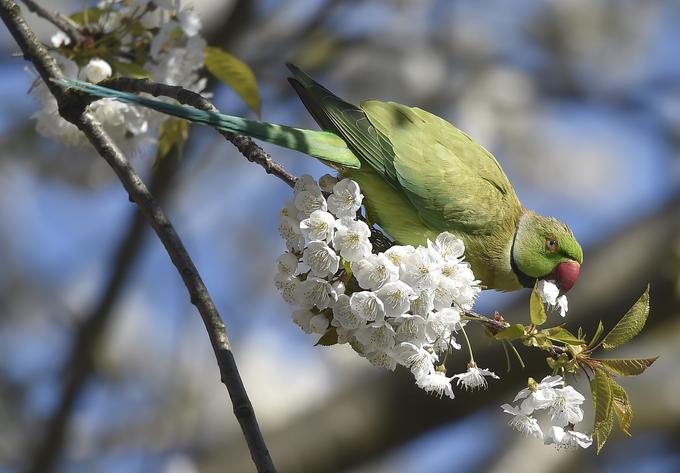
546,238,559,252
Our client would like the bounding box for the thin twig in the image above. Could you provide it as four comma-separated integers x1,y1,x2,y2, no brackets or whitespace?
20,0,84,45
0,1,276,472
99,77,297,188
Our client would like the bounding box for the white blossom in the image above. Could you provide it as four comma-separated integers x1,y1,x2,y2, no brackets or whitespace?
417,371,455,399
351,253,399,290
177,7,202,37
300,210,336,243
292,309,315,333
278,215,304,252
309,313,330,334
433,276,460,310
425,310,461,347
332,294,362,329
327,178,363,217
514,375,564,414
556,295,569,317
275,277,299,305
376,281,417,316
366,350,397,371
384,245,415,267
439,307,464,331
82,58,112,83
394,314,427,345
275,252,299,279
349,291,385,322
397,342,437,380
302,241,340,277
333,217,372,262
544,426,592,449
294,277,336,309
537,280,560,306
549,386,585,427
410,290,434,316
455,284,480,311
429,232,465,261
294,189,327,218
453,363,499,391
50,31,70,47
399,246,442,291
355,322,396,352
501,404,544,439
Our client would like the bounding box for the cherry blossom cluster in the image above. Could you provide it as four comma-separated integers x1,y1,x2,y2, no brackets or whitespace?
502,375,592,449
275,174,499,399
31,0,206,154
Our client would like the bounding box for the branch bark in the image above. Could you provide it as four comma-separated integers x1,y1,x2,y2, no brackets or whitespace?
0,1,276,472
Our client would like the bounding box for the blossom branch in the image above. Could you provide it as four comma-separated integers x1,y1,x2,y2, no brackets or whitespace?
0,1,276,472
19,0,84,44
98,77,298,188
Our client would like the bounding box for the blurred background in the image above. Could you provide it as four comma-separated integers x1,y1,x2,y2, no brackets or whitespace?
1,0,679,472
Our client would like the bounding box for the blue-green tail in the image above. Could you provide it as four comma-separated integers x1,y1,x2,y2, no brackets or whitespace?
54,79,361,168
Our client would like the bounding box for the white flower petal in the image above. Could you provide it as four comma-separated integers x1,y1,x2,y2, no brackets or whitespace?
416,371,455,399
327,178,363,217
302,241,340,277
375,281,417,316
82,58,112,83
453,365,499,391
351,253,399,290
300,210,336,243
333,217,372,262
349,291,385,322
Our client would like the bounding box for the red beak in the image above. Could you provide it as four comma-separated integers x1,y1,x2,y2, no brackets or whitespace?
552,261,580,293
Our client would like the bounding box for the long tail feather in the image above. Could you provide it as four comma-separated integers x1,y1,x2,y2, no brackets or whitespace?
54,79,360,168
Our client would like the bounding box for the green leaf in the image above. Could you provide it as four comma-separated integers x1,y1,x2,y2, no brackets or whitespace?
204,47,261,116
587,320,605,349
495,324,525,341
591,369,614,453
530,282,547,326
601,285,650,350
598,357,658,377
543,327,586,346
157,118,189,161
315,327,337,346
610,379,633,436
69,7,104,25
108,59,151,79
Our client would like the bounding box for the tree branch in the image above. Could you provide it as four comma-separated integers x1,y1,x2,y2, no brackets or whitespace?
19,0,84,45
99,77,297,188
0,1,276,472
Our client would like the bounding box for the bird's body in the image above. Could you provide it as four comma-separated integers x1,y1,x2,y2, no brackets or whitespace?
58,64,583,292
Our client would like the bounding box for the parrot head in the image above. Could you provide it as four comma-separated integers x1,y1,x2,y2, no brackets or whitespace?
511,211,583,292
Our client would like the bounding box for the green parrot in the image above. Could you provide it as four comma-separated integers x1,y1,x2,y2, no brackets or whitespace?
57,64,583,292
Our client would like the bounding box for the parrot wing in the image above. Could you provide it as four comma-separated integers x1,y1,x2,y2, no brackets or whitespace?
287,64,521,239
360,101,522,235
